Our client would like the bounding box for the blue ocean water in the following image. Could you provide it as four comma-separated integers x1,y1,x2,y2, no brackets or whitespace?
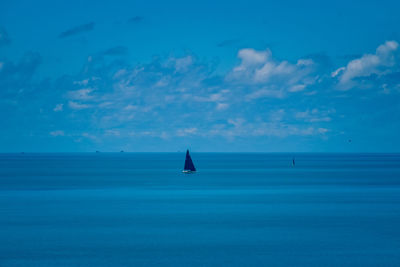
1,153,400,266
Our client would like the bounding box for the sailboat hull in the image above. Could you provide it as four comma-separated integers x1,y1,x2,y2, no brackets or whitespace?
182,170,196,173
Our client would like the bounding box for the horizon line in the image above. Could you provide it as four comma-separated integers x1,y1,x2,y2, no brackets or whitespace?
1,151,400,154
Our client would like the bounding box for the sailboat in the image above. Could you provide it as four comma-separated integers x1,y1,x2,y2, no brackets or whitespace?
182,149,196,173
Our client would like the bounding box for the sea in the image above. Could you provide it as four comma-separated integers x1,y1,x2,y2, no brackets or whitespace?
0,153,400,266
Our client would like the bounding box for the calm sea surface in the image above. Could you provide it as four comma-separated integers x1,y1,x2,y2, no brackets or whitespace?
1,153,400,266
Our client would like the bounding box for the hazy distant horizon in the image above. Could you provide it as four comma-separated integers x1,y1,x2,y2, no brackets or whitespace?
2,151,400,154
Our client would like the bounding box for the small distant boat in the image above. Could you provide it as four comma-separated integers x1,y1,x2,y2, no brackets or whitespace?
292,157,295,167
182,149,196,173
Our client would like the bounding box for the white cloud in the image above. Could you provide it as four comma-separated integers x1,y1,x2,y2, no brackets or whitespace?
228,48,315,95
105,129,120,136
331,67,345,78
236,48,270,67
297,59,314,66
50,130,64,136
129,130,169,139
154,77,170,87
53,103,63,112
334,40,399,89
269,109,285,122
318,128,329,134
32,49,341,144
245,88,285,100
73,79,89,86
67,88,94,100
216,103,229,110
81,132,98,141
193,92,224,102
113,68,127,79
173,56,193,72
288,84,306,92
254,61,296,83
69,101,91,110
295,108,334,122
98,102,113,108
208,119,328,139
124,104,138,111
176,127,198,136
251,125,317,137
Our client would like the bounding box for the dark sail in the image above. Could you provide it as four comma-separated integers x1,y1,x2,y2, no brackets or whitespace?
183,150,196,172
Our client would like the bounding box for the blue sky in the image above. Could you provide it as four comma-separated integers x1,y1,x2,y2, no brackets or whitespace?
1,0,400,152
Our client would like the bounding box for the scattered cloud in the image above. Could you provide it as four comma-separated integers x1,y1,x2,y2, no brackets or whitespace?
207,119,328,139
177,128,198,136
59,22,95,38
73,79,89,86
331,67,345,78
68,101,91,110
105,129,120,136
6,41,399,148
124,104,138,111
333,41,399,90
53,104,63,112
81,132,99,141
216,103,229,110
295,108,334,122
67,88,94,100
269,109,285,122
192,91,227,102
318,128,329,134
233,48,270,71
227,48,316,96
245,88,284,100
50,130,64,137
173,55,193,72
288,84,306,92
